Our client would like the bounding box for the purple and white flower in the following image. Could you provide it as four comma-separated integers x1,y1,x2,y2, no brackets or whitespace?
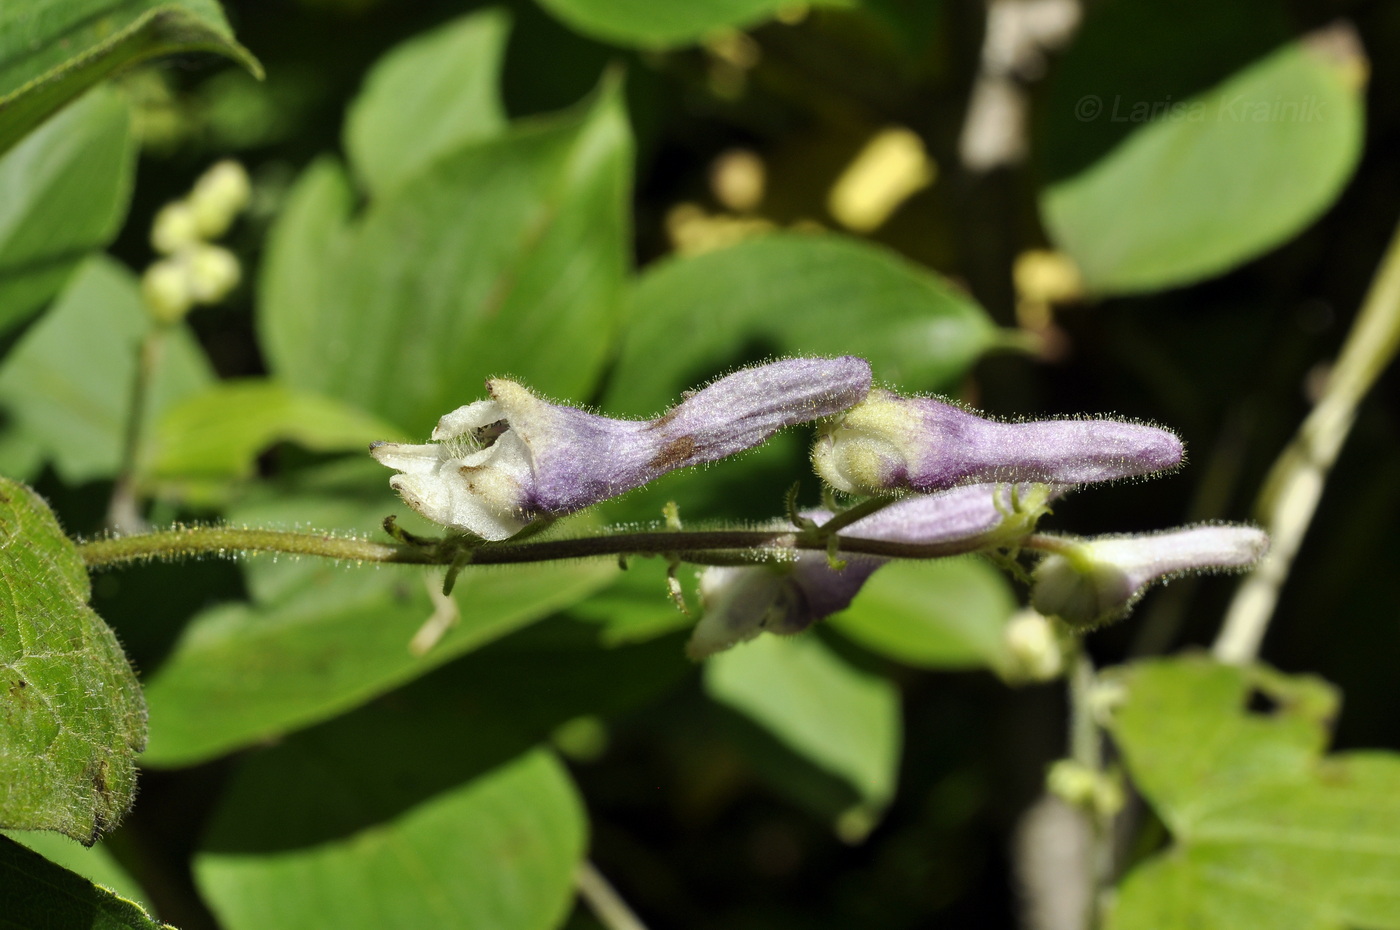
1030,524,1269,628
371,356,872,540
812,390,1183,495
687,483,1056,658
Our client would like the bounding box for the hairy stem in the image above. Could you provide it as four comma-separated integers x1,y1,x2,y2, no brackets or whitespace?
1215,212,1400,664
77,521,1017,571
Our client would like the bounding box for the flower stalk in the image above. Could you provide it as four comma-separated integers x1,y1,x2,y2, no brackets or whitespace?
76,517,1035,572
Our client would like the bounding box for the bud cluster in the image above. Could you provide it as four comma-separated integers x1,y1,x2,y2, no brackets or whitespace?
141,160,252,324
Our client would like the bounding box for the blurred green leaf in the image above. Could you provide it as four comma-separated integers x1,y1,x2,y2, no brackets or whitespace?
0,835,169,929
259,79,632,437
605,232,1000,417
195,615,688,930
1041,33,1365,294
534,0,851,47
198,745,584,930
0,477,143,843
0,87,133,334
5,829,148,905
0,255,214,484
566,558,695,647
344,8,509,197
141,493,614,766
828,557,1016,671
706,633,901,812
146,379,407,501
0,0,260,155
1105,657,1400,930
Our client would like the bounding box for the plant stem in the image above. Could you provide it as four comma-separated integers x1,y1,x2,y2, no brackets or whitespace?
1066,638,1112,930
1214,212,1400,665
77,521,1016,571
813,494,901,535
107,326,166,533
575,860,650,930
78,525,432,567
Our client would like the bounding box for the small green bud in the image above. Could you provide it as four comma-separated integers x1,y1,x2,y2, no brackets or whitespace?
185,244,241,303
1001,609,1065,683
189,159,251,239
150,200,200,255
1046,760,1124,819
141,258,193,324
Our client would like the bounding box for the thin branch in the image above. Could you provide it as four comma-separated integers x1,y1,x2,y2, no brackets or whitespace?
575,860,650,930
1214,212,1400,665
77,521,1014,571
107,327,166,533
78,526,435,568
1066,641,1111,930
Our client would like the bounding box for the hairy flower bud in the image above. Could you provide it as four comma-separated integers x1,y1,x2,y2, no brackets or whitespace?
1031,525,1269,629
372,357,872,540
812,390,1183,495
687,483,1057,658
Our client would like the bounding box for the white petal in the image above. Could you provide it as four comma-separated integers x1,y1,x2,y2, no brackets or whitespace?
369,441,445,475
433,399,507,441
687,567,789,659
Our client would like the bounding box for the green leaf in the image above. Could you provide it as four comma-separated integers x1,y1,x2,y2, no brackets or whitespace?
0,835,169,929
198,749,584,930
1040,29,1365,294
0,255,215,484
828,556,1016,670
259,79,632,436
0,86,133,334
146,379,407,501
605,232,1000,417
1105,657,1400,930
705,633,901,812
140,492,614,766
5,829,148,905
194,647,601,930
0,477,144,843
0,0,261,155
534,0,851,48
344,8,509,197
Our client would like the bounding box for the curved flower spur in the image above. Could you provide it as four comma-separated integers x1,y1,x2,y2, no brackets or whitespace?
813,389,1185,494
370,356,873,540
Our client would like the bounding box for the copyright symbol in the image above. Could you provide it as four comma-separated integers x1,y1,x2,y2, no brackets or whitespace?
1075,95,1102,121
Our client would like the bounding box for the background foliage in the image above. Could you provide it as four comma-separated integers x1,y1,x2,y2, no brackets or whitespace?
1,0,1399,927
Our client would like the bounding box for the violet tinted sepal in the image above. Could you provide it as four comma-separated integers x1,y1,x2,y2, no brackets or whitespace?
812,389,1183,495
371,356,872,541
1030,524,1269,629
686,483,1055,658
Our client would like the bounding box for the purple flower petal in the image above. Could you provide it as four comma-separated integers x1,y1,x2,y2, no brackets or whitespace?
1031,524,1269,628
372,356,872,539
812,390,1183,495
688,483,1054,657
